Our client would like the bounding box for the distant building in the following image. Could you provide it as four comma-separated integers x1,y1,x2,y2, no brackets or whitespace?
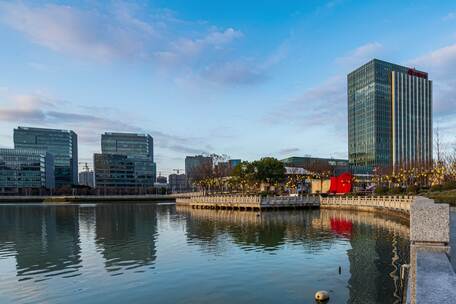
101,132,154,160
95,132,156,192
215,159,242,177
79,171,95,188
94,154,136,191
14,126,78,187
169,174,188,192
281,156,349,176
0,148,55,193
348,59,432,173
156,175,167,184
229,159,241,168
185,155,213,180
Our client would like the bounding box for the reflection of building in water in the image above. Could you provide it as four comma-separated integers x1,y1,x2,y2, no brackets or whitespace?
95,205,158,271
179,207,410,304
313,210,409,304
177,207,339,252
0,206,81,279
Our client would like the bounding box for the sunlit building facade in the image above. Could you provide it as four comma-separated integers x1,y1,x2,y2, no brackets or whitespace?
348,59,432,173
95,133,156,191
14,127,78,187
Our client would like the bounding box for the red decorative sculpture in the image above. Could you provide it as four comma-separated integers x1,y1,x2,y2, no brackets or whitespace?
329,172,353,194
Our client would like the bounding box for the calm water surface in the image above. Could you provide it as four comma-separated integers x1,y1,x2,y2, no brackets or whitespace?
0,203,410,304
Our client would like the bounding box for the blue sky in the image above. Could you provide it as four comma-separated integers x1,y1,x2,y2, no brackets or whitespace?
0,0,455,175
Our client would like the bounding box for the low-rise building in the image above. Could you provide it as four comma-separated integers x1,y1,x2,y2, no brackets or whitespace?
281,156,349,176
0,148,55,193
78,170,95,188
94,154,135,191
169,173,188,192
156,175,167,184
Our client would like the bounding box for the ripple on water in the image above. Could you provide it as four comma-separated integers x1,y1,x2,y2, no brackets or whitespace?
0,204,410,304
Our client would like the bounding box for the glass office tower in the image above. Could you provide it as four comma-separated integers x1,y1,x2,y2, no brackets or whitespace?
101,133,153,160
14,127,78,187
94,154,136,190
95,133,156,191
348,59,432,173
0,148,55,193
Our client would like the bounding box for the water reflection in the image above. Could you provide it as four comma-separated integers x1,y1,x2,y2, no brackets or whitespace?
178,206,410,304
95,204,158,273
180,208,338,252
0,204,410,304
0,205,81,281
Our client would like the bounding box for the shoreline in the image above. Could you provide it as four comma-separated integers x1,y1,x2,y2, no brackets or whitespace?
0,195,177,204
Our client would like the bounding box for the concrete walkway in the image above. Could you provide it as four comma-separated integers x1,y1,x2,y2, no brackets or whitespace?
450,208,456,271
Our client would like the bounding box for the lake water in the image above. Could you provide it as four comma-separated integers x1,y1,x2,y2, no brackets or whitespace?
0,203,410,304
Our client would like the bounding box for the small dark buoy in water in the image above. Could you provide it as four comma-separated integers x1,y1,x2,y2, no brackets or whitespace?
338,266,341,274
315,290,329,302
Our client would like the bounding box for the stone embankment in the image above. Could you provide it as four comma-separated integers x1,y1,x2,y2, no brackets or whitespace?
0,192,202,204
407,196,455,304
176,195,319,210
320,195,414,214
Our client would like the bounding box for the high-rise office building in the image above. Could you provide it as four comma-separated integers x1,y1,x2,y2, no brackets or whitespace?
101,133,153,160
14,127,78,187
95,132,156,191
0,148,55,193
348,59,432,173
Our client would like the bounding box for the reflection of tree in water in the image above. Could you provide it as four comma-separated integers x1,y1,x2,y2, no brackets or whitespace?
0,205,81,280
95,204,158,272
179,208,339,253
179,207,410,304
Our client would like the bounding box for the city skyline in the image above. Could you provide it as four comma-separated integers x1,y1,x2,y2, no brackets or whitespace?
0,1,455,175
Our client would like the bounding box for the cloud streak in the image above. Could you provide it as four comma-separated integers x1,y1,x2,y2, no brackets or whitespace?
336,42,384,68
0,1,243,63
0,92,212,156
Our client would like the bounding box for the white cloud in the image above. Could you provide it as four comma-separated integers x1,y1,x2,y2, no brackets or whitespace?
202,61,267,85
0,91,213,158
410,43,456,76
201,42,288,85
409,43,456,114
0,1,242,63
336,42,384,67
263,75,346,128
443,12,456,21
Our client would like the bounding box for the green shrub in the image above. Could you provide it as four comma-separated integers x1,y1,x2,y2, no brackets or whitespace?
431,184,444,192
374,186,388,195
406,185,419,194
442,180,456,191
389,187,404,195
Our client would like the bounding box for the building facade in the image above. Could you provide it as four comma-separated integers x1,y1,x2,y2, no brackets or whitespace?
78,171,95,188
281,156,349,176
95,133,156,192
168,173,188,192
348,59,432,173
0,148,55,193
94,154,136,191
185,155,213,179
14,127,78,187
101,133,153,160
